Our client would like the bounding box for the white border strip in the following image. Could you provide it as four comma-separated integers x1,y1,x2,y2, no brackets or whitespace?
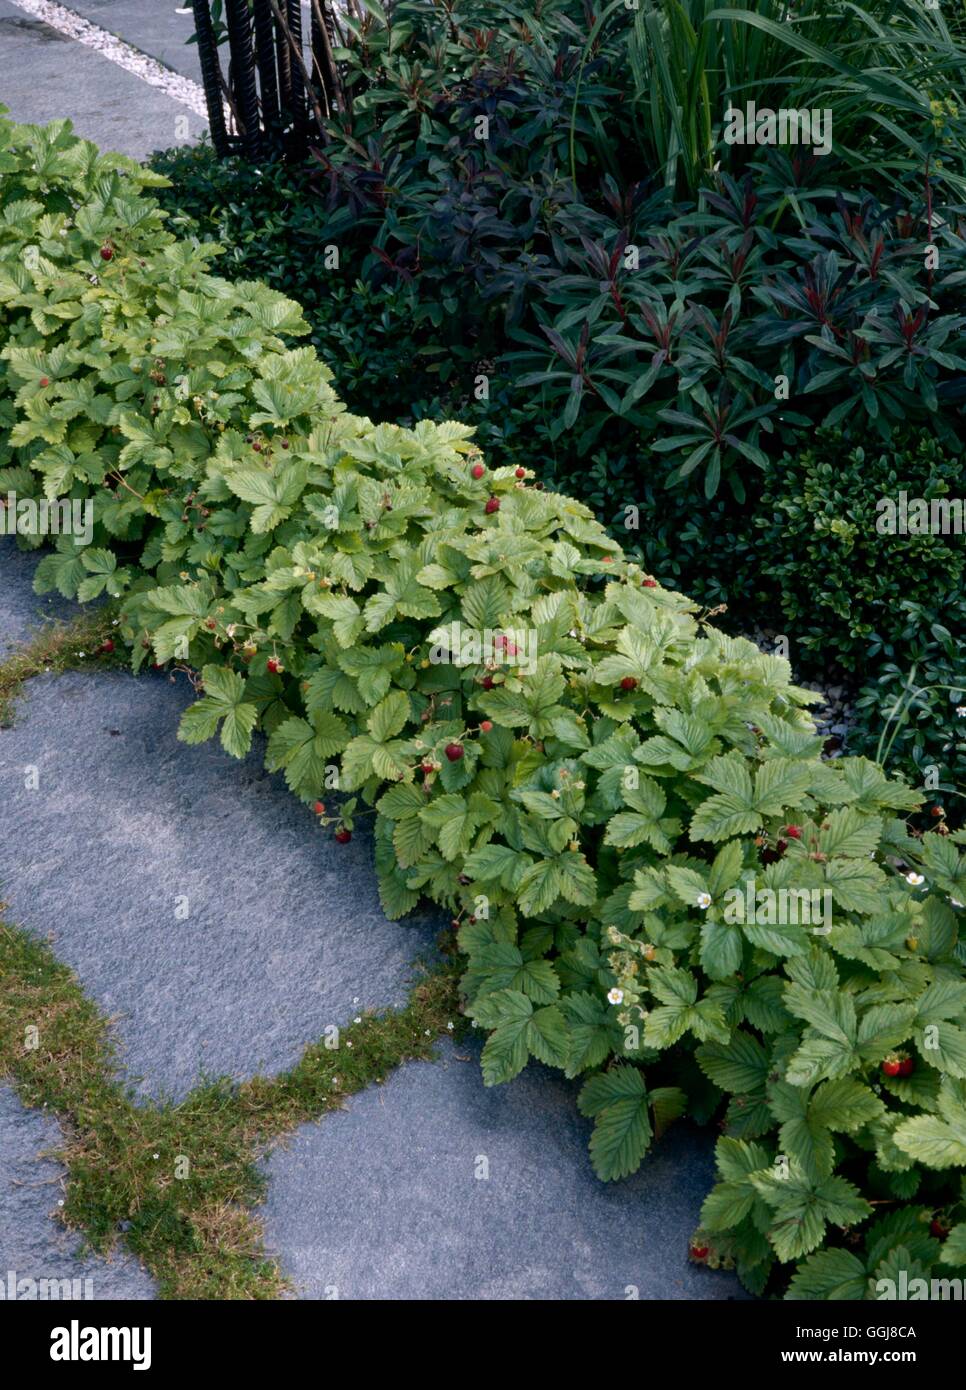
4,0,213,120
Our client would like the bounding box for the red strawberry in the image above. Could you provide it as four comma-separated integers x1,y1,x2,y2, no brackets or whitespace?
899,1057,914,1077
784,825,802,839
334,828,352,844
642,578,657,587
515,467,526,479
930,1219,949,1240
420,762,435,775
690,1244,709,1261
444,743,464,762
480,720,493,733
100,244,114,261
39,376,50,387
481,675,495,690
601,556,612,563
882,1057,902,1077
931,805,944,817
484,497,500,515
620,676,638,691
267,657,283,675
471,463,485,480
313,801,325,815
99,639,115,654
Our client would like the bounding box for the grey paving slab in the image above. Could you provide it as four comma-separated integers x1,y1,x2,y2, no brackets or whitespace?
0,537,82,656
0,1086,156,1299
0,0,205,158
64,0,204,84
0,646,444,1104
260,1039,747,1301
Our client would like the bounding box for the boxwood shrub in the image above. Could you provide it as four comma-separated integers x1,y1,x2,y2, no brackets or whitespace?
4,115,966,1300
754,432,966,679
754,432,966,810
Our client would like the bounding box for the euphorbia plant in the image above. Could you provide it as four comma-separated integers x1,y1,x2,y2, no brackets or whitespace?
2,114,966,1299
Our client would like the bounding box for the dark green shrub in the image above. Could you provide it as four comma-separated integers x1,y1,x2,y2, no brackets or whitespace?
849,624,966,808
754,432,966,678
754,432,966,814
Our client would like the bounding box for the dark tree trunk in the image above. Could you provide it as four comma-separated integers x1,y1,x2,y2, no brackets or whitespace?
190,0,231,156
286,0,308,154
224,0,263,159
252,0,281,134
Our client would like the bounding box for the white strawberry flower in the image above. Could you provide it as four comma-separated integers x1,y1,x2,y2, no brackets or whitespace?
957,706,966,717
906,872,925,887
607,988,624,1006
696,892,713,909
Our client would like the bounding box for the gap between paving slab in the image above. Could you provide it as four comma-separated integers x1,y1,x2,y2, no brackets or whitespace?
260,1038,747,1301
0,1086,156,1299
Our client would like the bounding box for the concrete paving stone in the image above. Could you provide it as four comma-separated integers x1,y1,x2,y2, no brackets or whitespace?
0,0,205,159
0,666,445,1100
65,0,318,88
0,537,83,656
260,1039,748,1301
63,0,205,85
0,546,444,1101
0,1086,156,1300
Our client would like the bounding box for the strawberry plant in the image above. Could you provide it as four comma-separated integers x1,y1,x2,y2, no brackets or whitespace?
3,114,966,1299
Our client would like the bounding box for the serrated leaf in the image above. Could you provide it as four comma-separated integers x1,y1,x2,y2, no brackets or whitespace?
578,1066,652,1181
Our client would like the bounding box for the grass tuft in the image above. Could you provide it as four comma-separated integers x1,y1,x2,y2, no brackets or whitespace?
0,609,123,726
0,918,464,1299
0,618,466,1297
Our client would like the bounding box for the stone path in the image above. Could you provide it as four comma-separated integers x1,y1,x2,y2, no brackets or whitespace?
0,0,206,159
0,1087,156,1299
0,662,444,1102
0,539,80,656
0,536,744,1300
260,1041,740,1301
58,0,205,84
